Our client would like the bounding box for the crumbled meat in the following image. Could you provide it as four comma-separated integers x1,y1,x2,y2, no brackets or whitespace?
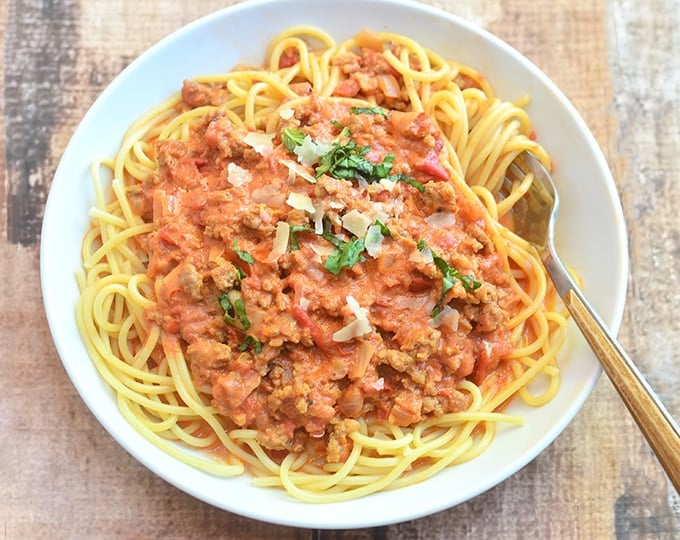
143,54,517,463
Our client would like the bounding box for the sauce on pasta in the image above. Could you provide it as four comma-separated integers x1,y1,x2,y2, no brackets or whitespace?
76,27,567,502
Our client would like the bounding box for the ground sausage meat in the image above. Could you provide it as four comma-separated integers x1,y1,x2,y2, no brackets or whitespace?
138,68,520,463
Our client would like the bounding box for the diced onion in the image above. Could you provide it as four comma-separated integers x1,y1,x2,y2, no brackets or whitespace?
431,305,460,330
251,185,286,206
425,212,456,228
243,132,275,155
281,159,317,184
377,73,401,98
342,209,371,238
227,163,252,187
286,192,316,213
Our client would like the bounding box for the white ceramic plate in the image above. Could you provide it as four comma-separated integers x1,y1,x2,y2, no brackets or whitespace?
41,0,628,529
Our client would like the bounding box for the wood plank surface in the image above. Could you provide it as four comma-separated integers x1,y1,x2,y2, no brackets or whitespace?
1,0,679,538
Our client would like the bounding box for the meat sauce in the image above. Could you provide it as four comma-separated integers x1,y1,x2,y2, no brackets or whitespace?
132,61,518,464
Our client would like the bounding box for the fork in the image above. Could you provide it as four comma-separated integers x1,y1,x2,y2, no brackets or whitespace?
506,150,680,491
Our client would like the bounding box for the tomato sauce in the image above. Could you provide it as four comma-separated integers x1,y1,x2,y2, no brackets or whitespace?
132,85,518,463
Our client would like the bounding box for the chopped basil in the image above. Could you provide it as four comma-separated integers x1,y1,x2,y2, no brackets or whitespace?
283,122,423,192
417,240,482,317
350,106,389,117
374,219,391,237
321,217,366,275
232,238,254,264
237,335,263,354
231,263,246,282
387,172,425,193
289,224,313,251
219,290,251,330
323,236,366,275
281,128,306,153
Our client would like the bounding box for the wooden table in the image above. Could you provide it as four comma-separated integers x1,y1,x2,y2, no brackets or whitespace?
2,0,679,538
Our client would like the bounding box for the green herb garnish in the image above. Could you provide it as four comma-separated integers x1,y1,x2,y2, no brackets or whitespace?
321,218,366,275
417,240,482,317
237,335,263,354
232,238,254,264
350,106,389,117
375,219,391,237
386,172,425,193
289,224,313,251
283,123,423,191
231,263,246,282
219,290,251,330
281,128,306,153
323,236,366,275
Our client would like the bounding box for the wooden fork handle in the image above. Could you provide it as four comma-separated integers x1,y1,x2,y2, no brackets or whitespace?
545,253,680,492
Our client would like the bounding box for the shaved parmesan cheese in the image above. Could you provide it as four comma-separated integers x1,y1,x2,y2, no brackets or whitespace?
227,163,252,187
286,192,316,213
333,295,372,342
425,212,456,228
280,159,317,184
342,209,372,238
243,132,275,155
345,295,367,319
279,108,294,120
269,221,290,260
379,178,398,191
364,224,384,258
313,204,325,234
332,318,372,342
294,136,333,166
309,241,335,257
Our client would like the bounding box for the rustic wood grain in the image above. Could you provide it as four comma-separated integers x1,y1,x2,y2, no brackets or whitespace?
2,0,679,538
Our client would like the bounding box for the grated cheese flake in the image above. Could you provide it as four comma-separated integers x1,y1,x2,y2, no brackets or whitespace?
341,209,372,238
332,318,372,342
332,295,372,342
313,204,325,234
243,131,275,155
364,224,384,258
293,136,334,166
269,221,290,260
286,192,316,214
281,159,317,184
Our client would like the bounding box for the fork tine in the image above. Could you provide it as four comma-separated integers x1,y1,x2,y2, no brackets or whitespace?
503,151,559,251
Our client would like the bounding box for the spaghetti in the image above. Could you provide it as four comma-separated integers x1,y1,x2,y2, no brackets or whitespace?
76,26,568,502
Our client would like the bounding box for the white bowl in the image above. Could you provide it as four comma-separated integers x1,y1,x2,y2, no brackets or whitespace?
41,0,628,529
